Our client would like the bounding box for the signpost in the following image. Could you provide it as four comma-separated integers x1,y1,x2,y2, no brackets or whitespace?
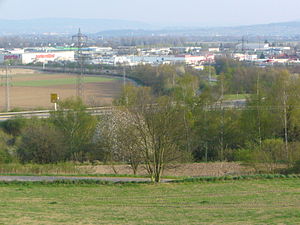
50,93,59,111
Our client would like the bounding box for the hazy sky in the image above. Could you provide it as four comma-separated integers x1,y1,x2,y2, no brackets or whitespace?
0,0,299,26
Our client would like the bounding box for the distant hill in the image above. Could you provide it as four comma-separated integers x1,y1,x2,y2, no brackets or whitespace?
1,18,300,37
0,18,155,35
96,21,300,37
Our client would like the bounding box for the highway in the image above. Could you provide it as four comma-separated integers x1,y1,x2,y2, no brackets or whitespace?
0,106,113,122
0,100,247,122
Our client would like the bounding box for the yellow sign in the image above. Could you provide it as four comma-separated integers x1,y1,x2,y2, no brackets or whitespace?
50,93,58,103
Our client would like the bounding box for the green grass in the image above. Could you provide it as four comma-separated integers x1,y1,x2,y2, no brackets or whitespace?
12,73,50,78
224,94,251,100
0,179,300,224
13,76,119,87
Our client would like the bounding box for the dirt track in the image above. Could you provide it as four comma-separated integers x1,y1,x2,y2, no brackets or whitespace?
81,162,254,177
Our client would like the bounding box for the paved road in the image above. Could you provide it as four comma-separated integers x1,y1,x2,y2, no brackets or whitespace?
0,175,172,183
0,107,113,122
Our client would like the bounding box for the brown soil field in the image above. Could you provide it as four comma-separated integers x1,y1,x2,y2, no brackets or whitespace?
0,68,36,75
81,162,255,177
0,69,123,110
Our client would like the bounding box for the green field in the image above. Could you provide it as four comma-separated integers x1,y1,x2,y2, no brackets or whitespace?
224,94,251,100
13,76,119,87
0,179,300,224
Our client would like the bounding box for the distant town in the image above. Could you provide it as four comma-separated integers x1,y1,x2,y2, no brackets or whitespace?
0,39,299,69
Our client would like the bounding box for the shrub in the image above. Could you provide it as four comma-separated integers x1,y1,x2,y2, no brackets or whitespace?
0,130,14,163
286,160,300,174
260,139,286,163
288,142,300,163
1,117,27,137
232,148,253,162
17,120,66,164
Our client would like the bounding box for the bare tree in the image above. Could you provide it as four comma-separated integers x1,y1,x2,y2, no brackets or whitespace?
99,85,189,182
125,88,188,182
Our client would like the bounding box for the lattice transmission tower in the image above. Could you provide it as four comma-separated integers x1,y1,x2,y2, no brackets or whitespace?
1,64,12,112
72,28,88,98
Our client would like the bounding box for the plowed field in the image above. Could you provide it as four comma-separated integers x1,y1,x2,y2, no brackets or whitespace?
0,69,123,110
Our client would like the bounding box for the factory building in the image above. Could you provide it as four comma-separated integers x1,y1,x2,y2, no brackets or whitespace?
0,51,75,64
21,51,75,64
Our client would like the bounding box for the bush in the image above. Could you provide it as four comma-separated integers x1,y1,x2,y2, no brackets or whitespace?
288,142,300,163
232,148,253,162
0,130,14,164
248,139,286,173
286,160,300,174
17,120,66,164
1,117,27,137
0,149,13,164
231,140,288,173
259,139,286,163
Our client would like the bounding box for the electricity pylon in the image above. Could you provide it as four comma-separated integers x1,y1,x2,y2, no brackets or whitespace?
72,28,88,98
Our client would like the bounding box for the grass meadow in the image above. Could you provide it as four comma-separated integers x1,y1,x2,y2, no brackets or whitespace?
0,179,300,224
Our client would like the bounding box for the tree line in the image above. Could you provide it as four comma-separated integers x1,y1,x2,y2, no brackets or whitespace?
1,58,300,181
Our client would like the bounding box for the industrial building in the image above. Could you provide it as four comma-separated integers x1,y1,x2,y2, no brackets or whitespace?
0,51,74,64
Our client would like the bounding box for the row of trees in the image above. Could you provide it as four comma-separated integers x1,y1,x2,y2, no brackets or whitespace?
120,61,300,170
2,59,300,181
0,95,190,182
0,98,97,164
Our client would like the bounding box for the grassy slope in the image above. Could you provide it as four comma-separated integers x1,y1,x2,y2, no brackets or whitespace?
0,179,300,224
13,76,119,87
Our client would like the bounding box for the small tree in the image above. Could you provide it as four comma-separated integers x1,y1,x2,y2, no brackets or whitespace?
117,86,189,182
17,120,66,164
0,130,14,164
95,110,143,174
252,139,286,173
50,97,97,162
140,98,188,182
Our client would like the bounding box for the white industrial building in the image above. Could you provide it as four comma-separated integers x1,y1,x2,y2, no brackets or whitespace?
92,54,214,66
236,43,270,51
21,51,75,64
233,53,258,61
0,51,75,64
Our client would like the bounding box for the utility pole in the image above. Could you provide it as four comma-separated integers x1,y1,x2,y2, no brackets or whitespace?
122,66,129,105
72,28,88,98
242,36,245,53
283,80,289,162
239,36,247,53
1,64,11,112
256,71,262,149
123,66,126,87
219,74,225,161
204,102,208,162
5,64,11,111
208,63,212,81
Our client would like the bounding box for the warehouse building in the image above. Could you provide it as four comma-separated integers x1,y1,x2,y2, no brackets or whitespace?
0,51,75,64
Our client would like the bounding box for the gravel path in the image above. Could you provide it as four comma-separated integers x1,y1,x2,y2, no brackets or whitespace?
0,175,173,183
